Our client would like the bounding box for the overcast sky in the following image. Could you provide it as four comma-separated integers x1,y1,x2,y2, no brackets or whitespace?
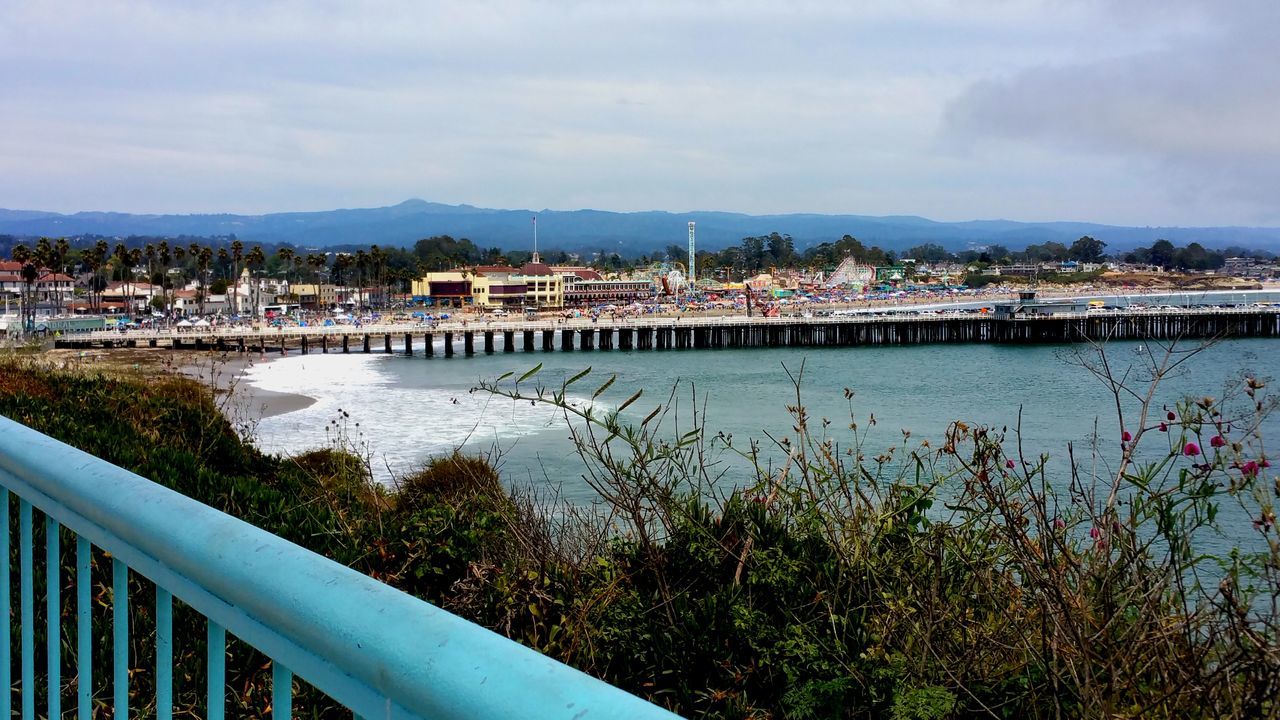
2,1,1276,226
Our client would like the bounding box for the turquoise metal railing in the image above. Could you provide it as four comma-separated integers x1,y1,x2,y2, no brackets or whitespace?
0,415,681,719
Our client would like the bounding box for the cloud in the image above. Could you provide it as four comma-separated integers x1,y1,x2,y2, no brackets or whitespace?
0,0,1274,225
943,1,1280,222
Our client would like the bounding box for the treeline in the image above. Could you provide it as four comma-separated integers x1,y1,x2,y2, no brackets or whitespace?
642,233,899,278
3,234,583,313
905,236,1276,271
617,233,1275,277
8,231,1278,291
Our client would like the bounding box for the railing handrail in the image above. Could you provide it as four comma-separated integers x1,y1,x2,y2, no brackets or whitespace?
0,415,679,720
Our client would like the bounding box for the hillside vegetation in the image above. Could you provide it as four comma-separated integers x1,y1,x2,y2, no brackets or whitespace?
1,356,1278,718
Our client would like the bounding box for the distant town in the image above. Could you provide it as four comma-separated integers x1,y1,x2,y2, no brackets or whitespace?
2,231,1277,335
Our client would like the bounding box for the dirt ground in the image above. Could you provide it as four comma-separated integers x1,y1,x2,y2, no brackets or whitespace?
1094,272,1263,291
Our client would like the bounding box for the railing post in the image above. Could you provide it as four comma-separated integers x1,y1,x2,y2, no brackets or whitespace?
157,587,173,720
113,558,128,720
77,536,91,720
47,515,60,720
0,490,9,720
273,661,292,719
21,498,34,720
208,621,225,720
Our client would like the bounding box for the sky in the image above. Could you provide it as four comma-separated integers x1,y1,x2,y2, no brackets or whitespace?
1,0,1277,226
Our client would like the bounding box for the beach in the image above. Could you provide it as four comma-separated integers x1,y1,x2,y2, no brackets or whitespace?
31,346,317,422
177,352,317,420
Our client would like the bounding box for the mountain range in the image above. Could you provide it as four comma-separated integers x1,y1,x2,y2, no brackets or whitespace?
3,199,1279,255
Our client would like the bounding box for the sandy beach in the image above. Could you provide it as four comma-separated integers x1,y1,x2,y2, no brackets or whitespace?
31,346,317,422
176,352,317,420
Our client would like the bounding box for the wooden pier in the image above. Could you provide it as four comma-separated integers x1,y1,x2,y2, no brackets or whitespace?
55,308,1280,356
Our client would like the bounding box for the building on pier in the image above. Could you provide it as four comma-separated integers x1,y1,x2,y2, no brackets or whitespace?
468,268,527,309
564,279,653,305
514,262,564,308
412,271,476,307
993,290,1090,319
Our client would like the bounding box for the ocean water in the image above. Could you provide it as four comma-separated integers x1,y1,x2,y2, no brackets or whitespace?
242,337,1280,506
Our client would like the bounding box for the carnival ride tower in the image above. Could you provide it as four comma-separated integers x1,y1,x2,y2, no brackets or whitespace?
687,221,696,297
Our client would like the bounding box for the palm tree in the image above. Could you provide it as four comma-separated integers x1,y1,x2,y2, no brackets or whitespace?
369,245,386,309
307,254,327,282
245,245,266,317
277,247,295,283
333,254,353,293
32,237,55,316
128,248,143,315
172,245,186,316
217,247,231,312
156,239,172,312
157,241,172,317
10,244,35,330
231,239,244,315
144,244,156,310
82,245,100,313
355,250,369,309
91,240,109,312
196,246,213,316
112,243,131,316
54,237,70,314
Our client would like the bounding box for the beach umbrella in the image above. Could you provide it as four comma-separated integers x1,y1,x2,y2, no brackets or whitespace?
176,319,193,327
193,319,211,327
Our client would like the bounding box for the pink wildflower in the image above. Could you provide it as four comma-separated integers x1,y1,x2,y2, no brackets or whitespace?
1054,518,1066,530
1005,459,1015,469
1159,422,1168,432
1167,410,1176,421
1183,442,1201,457
1122,430,1132,442
1241,461,1260,478
1210,435,1226,448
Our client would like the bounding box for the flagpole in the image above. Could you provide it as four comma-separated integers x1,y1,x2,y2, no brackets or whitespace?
532,215,539,263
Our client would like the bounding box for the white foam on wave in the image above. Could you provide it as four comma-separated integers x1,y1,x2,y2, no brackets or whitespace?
241,354,586,484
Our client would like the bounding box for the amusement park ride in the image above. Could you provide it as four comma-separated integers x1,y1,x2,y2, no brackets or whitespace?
640,220,779,317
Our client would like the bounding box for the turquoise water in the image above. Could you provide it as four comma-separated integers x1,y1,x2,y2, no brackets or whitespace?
244,339,1280,508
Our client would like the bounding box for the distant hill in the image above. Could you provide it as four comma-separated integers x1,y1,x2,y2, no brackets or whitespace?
3,199,1280,255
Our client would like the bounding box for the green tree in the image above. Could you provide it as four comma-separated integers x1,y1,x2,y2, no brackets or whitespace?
740,236,767,274
156,241,172,315
245,245,266,317
1148,239,1177,269
195,245,213,316
307,254,328,282
231,239,244,315
277,247,295,284
1023,242,1069,263
766,232,796,266
1068,236,1107,263
905,243,953,264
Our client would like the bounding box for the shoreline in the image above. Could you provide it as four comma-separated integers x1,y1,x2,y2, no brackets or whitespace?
24,347,320,422
177,352,318,421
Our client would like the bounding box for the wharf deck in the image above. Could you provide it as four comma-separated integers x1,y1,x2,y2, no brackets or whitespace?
55,307,1280,355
